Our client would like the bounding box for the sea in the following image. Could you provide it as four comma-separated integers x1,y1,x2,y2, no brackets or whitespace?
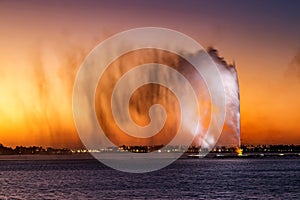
0,157,299,199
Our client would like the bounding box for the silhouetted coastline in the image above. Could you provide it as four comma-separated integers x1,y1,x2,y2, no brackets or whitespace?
0,143,299,160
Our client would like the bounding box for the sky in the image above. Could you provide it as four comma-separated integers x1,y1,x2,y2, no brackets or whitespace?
0,0,300,148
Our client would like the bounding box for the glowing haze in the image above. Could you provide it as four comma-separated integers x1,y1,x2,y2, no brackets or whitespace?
0,1,300,148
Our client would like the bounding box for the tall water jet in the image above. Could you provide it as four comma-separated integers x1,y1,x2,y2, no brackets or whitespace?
208,48,241,147
178,47,241,148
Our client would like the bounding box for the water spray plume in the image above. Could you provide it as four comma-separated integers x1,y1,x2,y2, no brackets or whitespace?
208,47,241,148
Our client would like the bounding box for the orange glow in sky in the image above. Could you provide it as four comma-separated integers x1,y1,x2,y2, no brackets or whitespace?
0,1,300,147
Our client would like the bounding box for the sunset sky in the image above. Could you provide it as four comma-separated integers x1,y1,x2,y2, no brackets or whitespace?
0,0,300,148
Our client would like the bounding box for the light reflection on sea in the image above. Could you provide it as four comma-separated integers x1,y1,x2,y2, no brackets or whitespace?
0,158,299,199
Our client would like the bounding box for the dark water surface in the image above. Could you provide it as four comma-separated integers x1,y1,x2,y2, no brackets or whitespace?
0,158,299,199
